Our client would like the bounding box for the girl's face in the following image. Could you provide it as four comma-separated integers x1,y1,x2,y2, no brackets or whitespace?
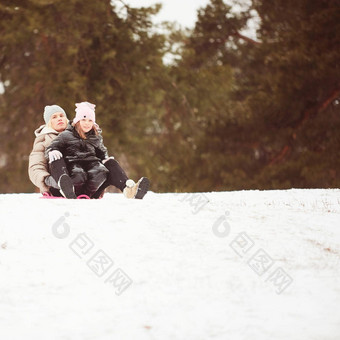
79,119,94,133
50,113,68,132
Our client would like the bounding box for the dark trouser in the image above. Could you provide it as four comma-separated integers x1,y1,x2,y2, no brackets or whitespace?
49,187,64,197
91,158,128,198
49,158,128,198
49,159,69,197
68,161,109,197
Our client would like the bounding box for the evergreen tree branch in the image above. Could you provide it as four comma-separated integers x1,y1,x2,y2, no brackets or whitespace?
269,87,340,166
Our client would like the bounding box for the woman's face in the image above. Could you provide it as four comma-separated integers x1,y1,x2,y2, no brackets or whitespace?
79,119,94,133
50,113,68,132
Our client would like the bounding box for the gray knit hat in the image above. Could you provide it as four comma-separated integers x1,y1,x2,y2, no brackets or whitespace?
43,105,67,124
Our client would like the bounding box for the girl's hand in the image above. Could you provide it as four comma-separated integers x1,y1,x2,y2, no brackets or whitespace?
48,150,63,163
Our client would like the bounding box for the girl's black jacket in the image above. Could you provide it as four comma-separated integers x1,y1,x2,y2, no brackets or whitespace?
45,124,108,163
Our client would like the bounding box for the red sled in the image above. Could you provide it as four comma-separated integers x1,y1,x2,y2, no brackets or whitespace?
40,192,92,199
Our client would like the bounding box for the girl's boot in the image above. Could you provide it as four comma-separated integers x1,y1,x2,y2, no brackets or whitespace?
123,177,150,199
49,158,77,199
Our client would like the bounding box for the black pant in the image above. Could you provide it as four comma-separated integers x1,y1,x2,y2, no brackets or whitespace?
91,158,128,198
68,161,108,197
49,158,128,198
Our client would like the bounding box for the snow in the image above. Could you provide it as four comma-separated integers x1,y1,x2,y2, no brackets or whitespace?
0,189,340,339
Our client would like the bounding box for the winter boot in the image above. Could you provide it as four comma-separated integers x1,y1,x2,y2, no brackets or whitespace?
58,174,77,199
49,158,76,198
123,177,150,199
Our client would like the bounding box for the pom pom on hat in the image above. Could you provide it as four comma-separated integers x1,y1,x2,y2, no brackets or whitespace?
43,105,67,124
73,101,98,127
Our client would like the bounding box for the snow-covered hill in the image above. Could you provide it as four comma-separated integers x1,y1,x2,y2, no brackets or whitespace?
0,189,339,340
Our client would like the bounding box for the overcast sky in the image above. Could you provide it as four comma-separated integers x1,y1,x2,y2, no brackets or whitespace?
121,0,257,36
121,0,211,28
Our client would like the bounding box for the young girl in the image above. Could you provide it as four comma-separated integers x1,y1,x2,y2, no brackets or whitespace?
46,102,149,199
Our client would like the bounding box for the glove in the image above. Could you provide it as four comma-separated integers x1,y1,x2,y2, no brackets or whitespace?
44,175,59,189
103,156,115,164
48,150,63,163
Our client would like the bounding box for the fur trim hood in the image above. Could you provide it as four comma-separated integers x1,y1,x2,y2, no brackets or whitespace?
34,125,59,137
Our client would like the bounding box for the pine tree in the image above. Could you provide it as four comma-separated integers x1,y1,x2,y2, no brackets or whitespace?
0,0,165,192
240,0,340,188
149,0,340,191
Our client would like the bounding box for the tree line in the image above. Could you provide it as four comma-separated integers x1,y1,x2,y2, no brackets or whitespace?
0,0,339,193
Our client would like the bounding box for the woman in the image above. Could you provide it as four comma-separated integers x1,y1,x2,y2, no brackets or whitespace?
28,105,68,196
29,104,149,199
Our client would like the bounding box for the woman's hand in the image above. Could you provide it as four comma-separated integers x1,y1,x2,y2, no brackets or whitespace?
48,150,63,163
44,175,59,188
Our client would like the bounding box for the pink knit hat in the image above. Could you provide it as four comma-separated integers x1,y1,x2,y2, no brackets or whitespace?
73,102,99,127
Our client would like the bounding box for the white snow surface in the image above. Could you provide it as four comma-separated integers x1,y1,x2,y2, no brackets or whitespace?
0,189,340,340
